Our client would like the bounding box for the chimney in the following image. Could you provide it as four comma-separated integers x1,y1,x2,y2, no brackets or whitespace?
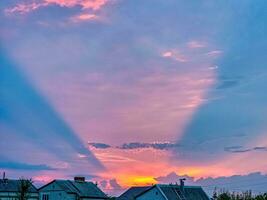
180,178,186,192
2,172,8,184
74,177,85,182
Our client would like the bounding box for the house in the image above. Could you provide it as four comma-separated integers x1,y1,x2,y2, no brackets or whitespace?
117,186,151,200
135,180,210,200
38,177,109,200
0,174,39,200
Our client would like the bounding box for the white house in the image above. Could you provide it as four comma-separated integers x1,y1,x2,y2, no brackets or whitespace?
38,177,109,200
0,177,39,200
135,181,210,200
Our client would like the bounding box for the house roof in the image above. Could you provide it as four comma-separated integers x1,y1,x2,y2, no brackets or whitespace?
117,186,151,200
39,180,108,199
136,184,210,200
0,179,38,193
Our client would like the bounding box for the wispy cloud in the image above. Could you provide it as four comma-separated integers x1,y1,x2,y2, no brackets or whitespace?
5,0,109,15
88,142,111,149
0,161,56,171
224,146,267,153
205,50,222,56
118,142,180,150
4,0,109,24
89,141,180,150
71,13,98,22
187,41,206,49
162,50,187,62
5,2,46,14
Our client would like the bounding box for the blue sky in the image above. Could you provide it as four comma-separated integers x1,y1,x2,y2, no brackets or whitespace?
1,0,267,195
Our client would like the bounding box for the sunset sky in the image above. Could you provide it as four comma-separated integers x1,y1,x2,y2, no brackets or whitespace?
1,0,267,196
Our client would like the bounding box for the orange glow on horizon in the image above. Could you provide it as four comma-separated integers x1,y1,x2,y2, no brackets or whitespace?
115,174,157,187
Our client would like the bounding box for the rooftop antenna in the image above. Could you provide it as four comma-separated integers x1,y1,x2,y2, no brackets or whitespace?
180,178,186,192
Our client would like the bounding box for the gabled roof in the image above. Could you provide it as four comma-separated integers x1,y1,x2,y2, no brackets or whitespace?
117,186,151,200
0,179,38,193
136,184,210,200
39,180,108,199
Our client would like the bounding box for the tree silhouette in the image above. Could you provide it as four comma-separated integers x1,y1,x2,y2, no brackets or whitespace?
16,178,34,200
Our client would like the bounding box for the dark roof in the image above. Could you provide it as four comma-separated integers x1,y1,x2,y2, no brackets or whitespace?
0,179,38,193
136,184,210,200
40,180,108,199
117,186,151,200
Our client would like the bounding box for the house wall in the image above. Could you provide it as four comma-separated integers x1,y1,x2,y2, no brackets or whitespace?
136,187,166,200
0,192,39,200
39,182,76,200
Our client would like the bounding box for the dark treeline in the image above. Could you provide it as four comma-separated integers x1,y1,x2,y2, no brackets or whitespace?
213,189,267,200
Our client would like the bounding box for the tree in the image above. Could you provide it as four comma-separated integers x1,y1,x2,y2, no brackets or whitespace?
213,187,218,199
217,192,231,200
16,178,34,200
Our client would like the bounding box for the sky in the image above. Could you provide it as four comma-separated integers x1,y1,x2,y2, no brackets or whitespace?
1,0,267,196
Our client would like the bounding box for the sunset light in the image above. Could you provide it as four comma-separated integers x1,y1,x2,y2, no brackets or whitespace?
1,0,267,199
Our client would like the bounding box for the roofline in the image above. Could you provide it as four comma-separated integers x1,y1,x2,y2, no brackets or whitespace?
134,184,205,199
0,179,38,192
134,185,168,200
38,179,108,198
156,184,203,188
134,185,155,198
156,185,168,200
38,180,56,191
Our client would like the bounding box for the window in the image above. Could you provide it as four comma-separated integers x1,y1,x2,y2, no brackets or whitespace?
42,194,49,200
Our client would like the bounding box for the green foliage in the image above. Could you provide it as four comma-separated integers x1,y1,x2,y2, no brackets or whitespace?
212,188,267,200
16,178,33,200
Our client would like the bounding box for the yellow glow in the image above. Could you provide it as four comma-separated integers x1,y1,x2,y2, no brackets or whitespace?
114,174,157,187
132,176,157,185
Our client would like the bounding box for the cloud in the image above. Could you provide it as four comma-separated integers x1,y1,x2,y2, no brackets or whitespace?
5,0,109,15
71,13,98,22
88,141,180,150
224,146,267,153
45,0,108,10
205,50,222,56
155,171,267,195
224,146,251,153
109,179,123,190
162,51,187,62
155,172,194,184
187,41,206,49
0,161,55,171
253,147,267,151
118,142,180,150
5,2,46,14
88,142,112,149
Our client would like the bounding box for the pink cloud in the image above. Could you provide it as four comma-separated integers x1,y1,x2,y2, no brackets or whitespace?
162,50,187,62
187,40,206,49
206,50,223,56
5,0,109,15
71,13,98,22
5,2,47,14
45,0,108,10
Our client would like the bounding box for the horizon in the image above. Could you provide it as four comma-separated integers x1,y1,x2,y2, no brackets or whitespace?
1,0,267,197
